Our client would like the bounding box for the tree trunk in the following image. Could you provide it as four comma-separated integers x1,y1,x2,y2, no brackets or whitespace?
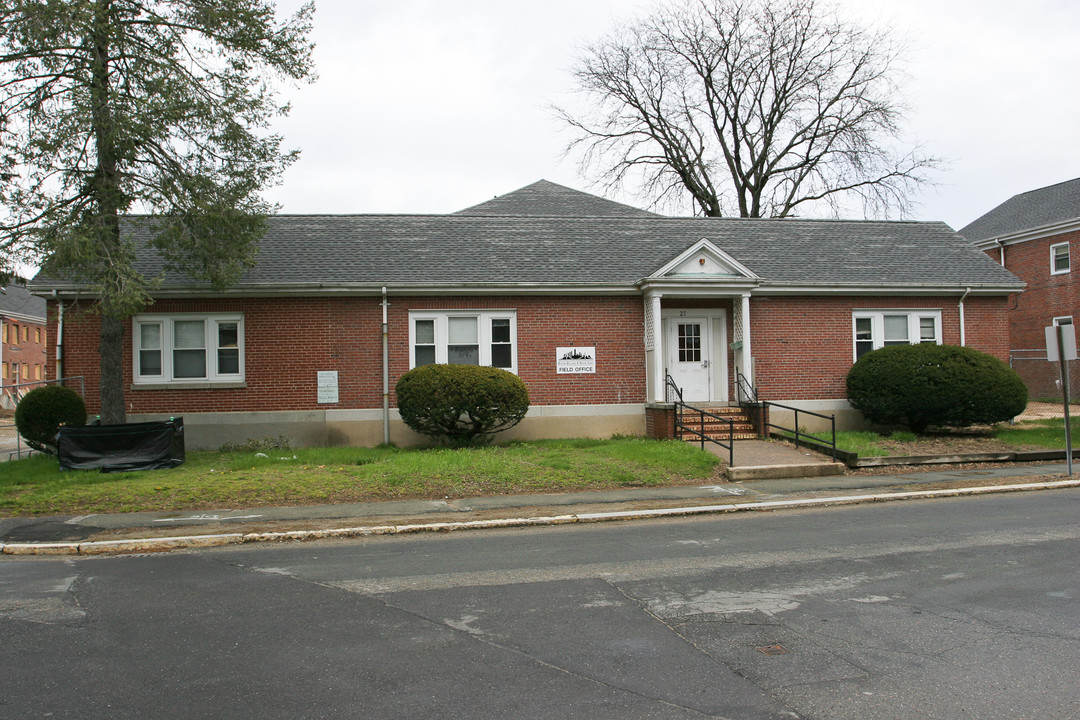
90,0,127,425
98,314,126,424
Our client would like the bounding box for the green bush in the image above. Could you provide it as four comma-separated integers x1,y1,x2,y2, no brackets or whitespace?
396,364,530,446
846,344,1027,433
14,385,88,454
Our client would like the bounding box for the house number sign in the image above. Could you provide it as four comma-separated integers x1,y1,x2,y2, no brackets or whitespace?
556,347,596,374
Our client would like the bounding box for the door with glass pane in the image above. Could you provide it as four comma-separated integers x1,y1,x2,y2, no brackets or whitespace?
666,318,711,401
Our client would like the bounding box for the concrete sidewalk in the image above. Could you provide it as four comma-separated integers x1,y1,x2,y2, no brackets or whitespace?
1,457,1076,555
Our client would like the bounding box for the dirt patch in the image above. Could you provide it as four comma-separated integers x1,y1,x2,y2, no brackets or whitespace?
858,433,1040,457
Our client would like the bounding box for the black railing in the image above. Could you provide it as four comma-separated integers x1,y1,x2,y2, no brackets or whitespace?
759,400,837,462
735,371,757,404
664,374,734,466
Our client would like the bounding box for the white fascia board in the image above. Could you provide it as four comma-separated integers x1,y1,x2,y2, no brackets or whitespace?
51,282,645,301
0,310,46,324
751,282,1024,296
637,278,760,296
648,238,760,280
970,217,1080,250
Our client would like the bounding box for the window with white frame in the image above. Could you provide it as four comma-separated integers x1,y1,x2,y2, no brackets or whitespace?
133,313,244,383
409,310,516,371
1051,242,1071,275
853,310,941,360
1053,315,1073,327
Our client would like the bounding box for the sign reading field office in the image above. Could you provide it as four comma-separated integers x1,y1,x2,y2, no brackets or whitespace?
556,347,596,374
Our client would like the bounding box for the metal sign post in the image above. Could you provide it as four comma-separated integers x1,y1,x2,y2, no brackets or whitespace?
1045,324,1076,475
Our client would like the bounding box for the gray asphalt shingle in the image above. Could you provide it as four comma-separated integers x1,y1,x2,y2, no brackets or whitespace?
29,181,1021,293
959,177,1080,242
32,214,1020,291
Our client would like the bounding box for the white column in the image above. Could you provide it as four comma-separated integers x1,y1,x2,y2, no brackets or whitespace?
645,292,664,402
740,293,753,385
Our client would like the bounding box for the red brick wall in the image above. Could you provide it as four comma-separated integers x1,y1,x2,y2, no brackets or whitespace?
3,317,48,391
49,295,648,416
748,295,1010,401
48,292,1012,415
994,229,1080,350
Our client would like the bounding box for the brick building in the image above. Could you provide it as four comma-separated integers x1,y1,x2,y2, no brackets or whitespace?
1,282,48,408
30,181,1022,448
959,177,1080,397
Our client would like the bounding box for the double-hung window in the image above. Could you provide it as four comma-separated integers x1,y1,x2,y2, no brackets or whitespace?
409,311,516,371
133,313,244,384
853,310,941,360
1051,242,1071,275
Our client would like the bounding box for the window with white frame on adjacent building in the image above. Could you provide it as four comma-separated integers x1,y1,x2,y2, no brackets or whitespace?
409,311,517,371
1051,242,1071,275
853,310,942,360
133,313,244,383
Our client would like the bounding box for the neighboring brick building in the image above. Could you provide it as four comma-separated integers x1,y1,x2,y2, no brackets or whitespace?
959,177,1080,398
30,180,1022,448
0,282,48,408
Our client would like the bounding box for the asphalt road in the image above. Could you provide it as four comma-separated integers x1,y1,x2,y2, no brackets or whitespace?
2,489,1079,719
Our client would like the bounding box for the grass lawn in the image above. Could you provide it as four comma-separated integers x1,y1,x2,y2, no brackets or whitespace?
831,417,1080,457
0,437,721,517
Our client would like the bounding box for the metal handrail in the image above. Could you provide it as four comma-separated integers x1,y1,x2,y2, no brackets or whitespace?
665,374,734,466
759,400,837,462
735,371,757,404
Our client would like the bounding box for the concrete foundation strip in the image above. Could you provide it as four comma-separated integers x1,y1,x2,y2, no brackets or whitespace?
4,477,1080,556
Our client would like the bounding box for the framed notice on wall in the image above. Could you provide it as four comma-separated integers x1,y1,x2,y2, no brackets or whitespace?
317,371,339,404
556,347,596,374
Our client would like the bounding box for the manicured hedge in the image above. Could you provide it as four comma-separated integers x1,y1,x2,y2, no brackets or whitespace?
846,344,1027,433
395,364,530,445
14,385,88,454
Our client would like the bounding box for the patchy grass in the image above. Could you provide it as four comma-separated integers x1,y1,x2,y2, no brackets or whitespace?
830,418,1080,457
994,416,1080,449
0,437,721,517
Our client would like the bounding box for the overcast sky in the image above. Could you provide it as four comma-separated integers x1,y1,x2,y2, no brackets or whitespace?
264,0,1080,230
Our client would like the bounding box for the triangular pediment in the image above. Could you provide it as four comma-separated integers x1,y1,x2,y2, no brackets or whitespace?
652,238,758,280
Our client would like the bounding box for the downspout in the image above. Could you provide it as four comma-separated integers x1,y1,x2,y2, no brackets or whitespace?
994,238,1005,266
958,287,971,347
381,287,390,445
51,290,64,382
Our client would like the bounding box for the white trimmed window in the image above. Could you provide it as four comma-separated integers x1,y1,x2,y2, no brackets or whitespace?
409,310,517,371
1051,242,1071,274
133,313,244,383
1053,316,1073,327
853,310,942,360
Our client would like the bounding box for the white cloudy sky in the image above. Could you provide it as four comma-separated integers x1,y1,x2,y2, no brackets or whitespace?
264,0,1080,230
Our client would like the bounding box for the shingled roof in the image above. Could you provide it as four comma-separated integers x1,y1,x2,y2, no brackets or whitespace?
29,182,1021,294
455,180,659,218
959,177,1080,242
0,282,46,321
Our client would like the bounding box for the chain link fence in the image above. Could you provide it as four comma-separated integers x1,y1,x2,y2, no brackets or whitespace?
1010,350,1080,420
0,377,85,461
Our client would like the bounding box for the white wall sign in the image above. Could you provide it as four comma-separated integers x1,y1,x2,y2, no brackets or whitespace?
1046,324,1078,362
317,370,339,403
557,346,596,374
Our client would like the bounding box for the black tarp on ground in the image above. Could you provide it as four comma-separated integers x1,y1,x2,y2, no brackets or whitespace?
57,417,185,472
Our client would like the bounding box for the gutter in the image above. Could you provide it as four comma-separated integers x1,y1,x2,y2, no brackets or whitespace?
381,287,390,445
54,291,64,381
958,287,972,346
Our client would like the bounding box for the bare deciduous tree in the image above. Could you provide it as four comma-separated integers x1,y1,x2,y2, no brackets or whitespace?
555,0,938,218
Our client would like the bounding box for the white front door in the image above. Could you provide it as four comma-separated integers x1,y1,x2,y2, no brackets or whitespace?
666,317,711,402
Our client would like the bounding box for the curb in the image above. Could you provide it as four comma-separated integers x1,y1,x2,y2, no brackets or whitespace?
3,477,1079,556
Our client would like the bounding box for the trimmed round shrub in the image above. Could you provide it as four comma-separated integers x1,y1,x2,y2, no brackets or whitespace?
14,385,88,454
846,344,1027,433
396,364,530,446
